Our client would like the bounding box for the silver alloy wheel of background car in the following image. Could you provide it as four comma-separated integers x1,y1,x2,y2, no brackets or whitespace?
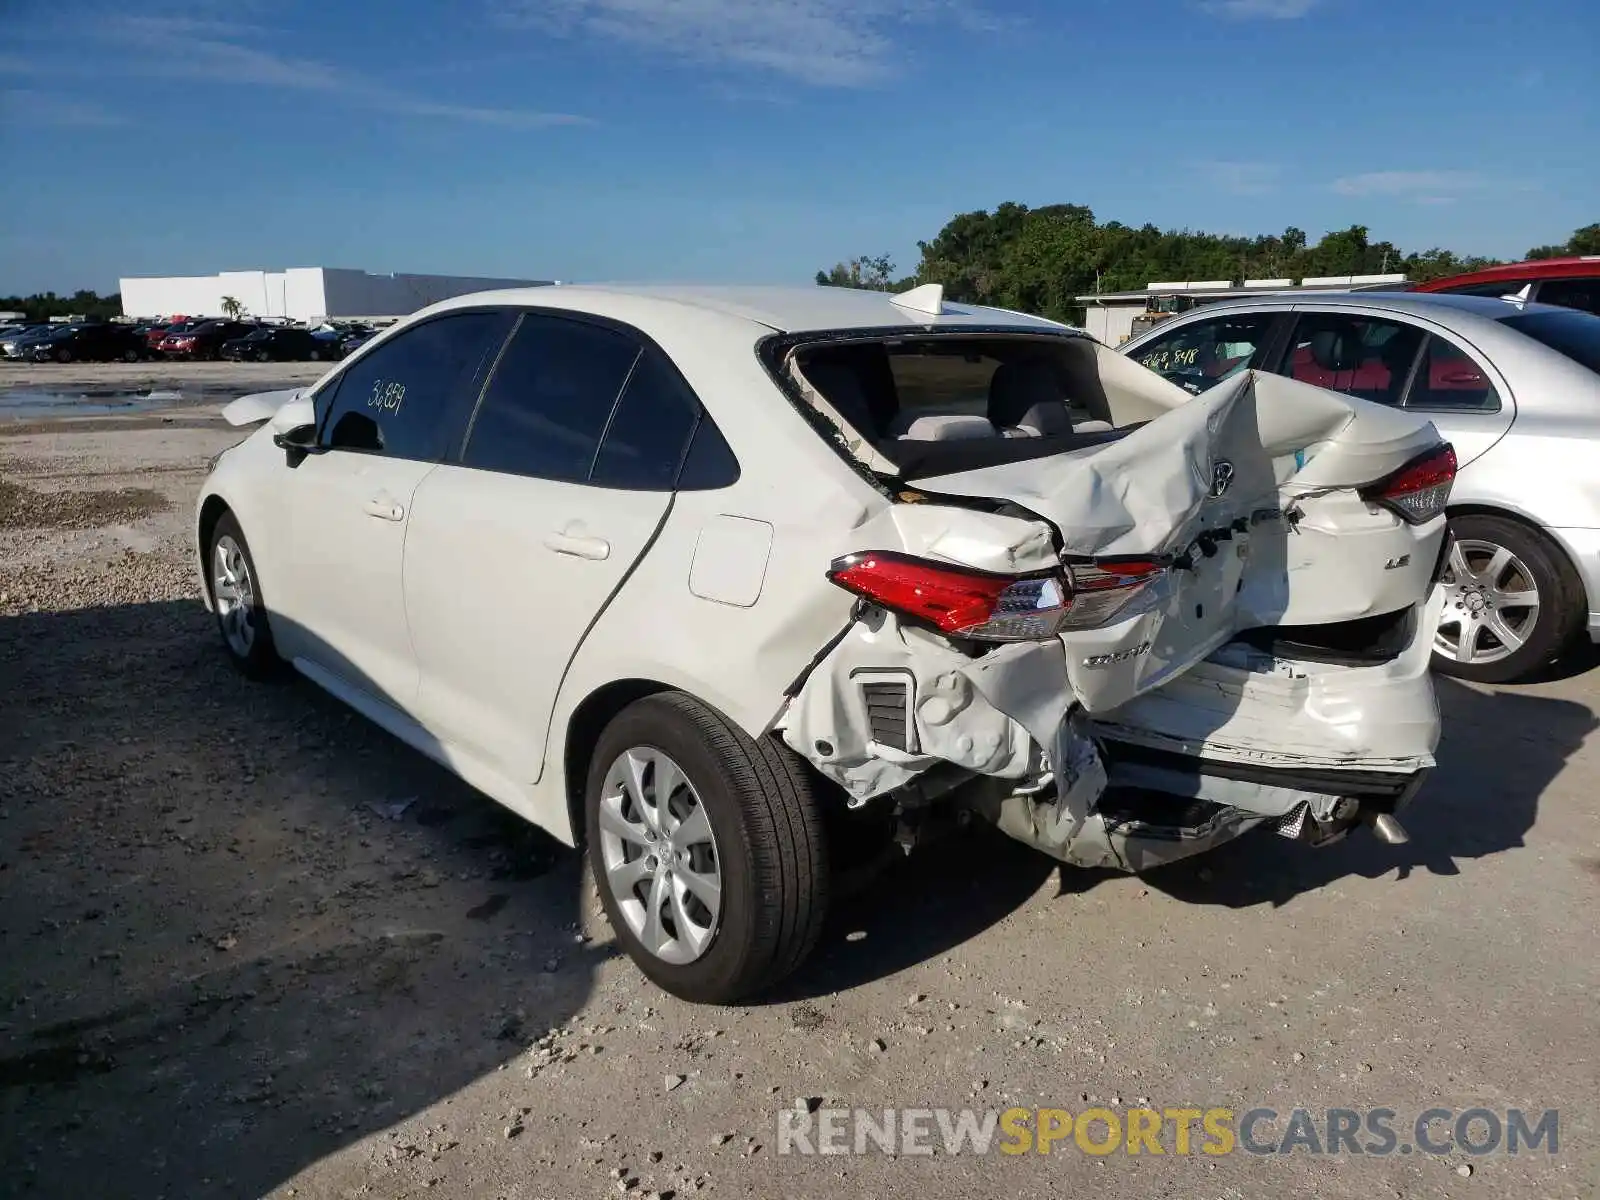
212,534,257,658
1434,537,1541,666
597,747,723,966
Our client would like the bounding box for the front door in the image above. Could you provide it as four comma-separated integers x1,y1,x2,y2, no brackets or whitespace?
272,310,510,710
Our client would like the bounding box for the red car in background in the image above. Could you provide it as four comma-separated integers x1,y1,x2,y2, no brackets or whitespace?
1413,256,1600,315
145,317,202,353
158,319,257,359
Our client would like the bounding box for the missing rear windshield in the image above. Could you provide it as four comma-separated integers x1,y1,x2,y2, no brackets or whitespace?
758,327,1173,482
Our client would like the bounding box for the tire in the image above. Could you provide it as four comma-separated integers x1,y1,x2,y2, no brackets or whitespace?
585,693,829,1003
1432,513,1585,683
122,348,139,363
54,348,72,363
256,348,271,363
206,512,283,679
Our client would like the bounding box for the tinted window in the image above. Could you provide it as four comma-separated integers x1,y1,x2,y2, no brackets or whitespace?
1404,335,1501,412
1279,314,1424,406
318,311,505,460
1500,308,1600,374
1533,278,1600,317
676,415,741,490
1133,313,1276,395
590,350,700,490
462,315,640,481
1441,280,1531,298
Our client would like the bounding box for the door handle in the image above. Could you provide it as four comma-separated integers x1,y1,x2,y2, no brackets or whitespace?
544,531,611,561
362,497,405,522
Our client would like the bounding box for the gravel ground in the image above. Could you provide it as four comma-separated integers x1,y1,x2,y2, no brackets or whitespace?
1,389,1596,1200
0,361,328,392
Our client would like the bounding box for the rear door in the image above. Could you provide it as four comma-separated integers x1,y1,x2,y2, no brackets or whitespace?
1278,304,1515,466
404,313,702,782
271,310,510,708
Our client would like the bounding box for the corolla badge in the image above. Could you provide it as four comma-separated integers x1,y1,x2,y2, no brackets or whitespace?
1210,460,1235,497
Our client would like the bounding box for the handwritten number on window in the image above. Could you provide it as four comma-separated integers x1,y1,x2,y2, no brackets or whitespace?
367,379,406,414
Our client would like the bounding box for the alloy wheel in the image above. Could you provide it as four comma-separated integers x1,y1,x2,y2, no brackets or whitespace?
1434,537,1540,666
212,535,257,658
597,747,723,965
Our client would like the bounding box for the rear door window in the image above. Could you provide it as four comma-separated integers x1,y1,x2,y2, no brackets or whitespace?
460,314,641,482
1132,313,1277,394
589,349,703,490
1499,307,1600,374
1403,335,1501,412
316,310,508,460
1278,314,1425,406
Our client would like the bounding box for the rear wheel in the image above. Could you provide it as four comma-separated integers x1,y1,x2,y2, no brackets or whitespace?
585,693,829,1003
121,347,140,362
1432,513,1584,683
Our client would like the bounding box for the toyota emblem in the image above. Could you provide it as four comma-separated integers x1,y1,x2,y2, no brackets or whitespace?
1210,460,1235,497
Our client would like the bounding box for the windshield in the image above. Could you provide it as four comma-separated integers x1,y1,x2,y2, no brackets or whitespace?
1499,308,1600,375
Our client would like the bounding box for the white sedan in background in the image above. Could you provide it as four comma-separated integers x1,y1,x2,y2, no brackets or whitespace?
198,283,1455,1002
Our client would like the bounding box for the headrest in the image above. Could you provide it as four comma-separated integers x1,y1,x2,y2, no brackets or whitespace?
987,357,1062,428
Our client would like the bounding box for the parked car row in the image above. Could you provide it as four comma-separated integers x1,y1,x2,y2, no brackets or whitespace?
0,318,379,363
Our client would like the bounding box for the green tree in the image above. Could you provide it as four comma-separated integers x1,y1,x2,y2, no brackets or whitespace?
220,295,245,320
1527,222,1600,260
814,254,899,291
0,290,122,321
820,206,1528,323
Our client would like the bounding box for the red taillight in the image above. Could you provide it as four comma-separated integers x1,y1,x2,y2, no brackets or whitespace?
827,551,1164,642
1360,443,1457,524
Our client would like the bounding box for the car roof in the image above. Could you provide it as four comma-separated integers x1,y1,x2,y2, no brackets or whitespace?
1149,289,1561,327
418,283,1072,336
1413,256,1600,291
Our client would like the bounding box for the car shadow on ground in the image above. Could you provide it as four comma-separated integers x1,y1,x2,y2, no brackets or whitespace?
1054,674,1597,908
0,600,607,1200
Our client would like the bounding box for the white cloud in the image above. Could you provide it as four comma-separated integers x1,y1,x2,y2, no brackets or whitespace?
88,15,591,128
493,0,1007,86
1,89,128,127
1331,170,1487,201
1203,0,1320,18
1195,160,1281,195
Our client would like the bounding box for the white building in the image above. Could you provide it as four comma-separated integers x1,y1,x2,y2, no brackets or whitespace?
119,267,552,323
1077,274,1409,346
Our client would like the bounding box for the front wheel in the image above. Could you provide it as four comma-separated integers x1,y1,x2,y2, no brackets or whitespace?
207,512,282,678
54,348,73,363
585,693,829,1004
1432,514,1585,683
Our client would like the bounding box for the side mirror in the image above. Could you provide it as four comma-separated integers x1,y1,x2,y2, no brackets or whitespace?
272,423,323,467
268,394,316,433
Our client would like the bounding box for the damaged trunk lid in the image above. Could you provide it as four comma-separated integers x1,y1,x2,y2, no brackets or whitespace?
904,370,1452,712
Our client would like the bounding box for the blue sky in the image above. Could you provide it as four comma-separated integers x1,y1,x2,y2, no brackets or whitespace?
0,0,1594,294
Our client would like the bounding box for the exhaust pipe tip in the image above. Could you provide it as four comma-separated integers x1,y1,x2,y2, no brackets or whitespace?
1364,811,1410,845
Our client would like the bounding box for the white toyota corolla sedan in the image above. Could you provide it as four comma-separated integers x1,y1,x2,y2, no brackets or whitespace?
197,283,1456,1002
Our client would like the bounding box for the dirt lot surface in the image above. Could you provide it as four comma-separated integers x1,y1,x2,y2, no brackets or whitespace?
1,386,1597,1199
